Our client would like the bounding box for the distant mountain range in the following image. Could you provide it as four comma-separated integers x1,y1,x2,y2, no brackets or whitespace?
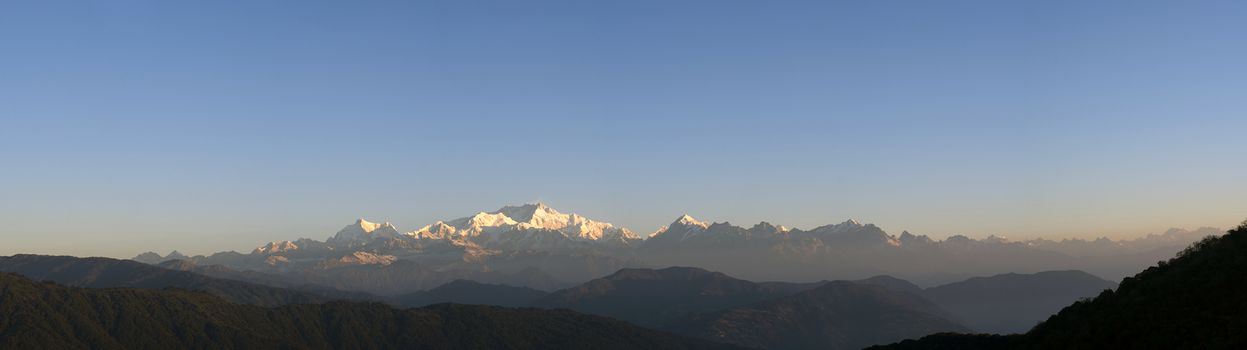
131,204,1217,296
7,203,1233,349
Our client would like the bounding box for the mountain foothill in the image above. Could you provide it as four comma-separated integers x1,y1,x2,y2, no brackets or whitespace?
2,203,1235,349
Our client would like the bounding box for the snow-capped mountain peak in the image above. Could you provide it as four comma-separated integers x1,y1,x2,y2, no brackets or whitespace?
810,219,867,233
463,211,519,230
327,218,401,245
496,202,555,222
355,218,381,232
674,214,709,229
412,203,640,245
749,221,788,235
410,221,459,240
645,214,712,242
253,240,299,254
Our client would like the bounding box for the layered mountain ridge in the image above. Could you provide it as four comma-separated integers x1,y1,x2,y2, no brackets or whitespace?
3,252,1118,349
0,272,742,350
133,203,1220,294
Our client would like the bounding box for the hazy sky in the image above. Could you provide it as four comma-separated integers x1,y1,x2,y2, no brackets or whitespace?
2,0,1245,258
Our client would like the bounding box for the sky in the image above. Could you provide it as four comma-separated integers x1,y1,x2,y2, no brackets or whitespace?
2,0,1245,258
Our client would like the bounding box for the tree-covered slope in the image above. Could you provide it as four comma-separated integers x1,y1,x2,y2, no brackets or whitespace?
1021,221,1247,348
0,273,744,350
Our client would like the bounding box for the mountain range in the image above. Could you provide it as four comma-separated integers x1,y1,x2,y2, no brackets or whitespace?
132,203,1218,295
0,257,936,349
1,251,1118,349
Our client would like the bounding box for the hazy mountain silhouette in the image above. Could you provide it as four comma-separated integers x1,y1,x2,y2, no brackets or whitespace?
0,254,334,306
155,259,383,302
920,270,1115,334
396,279,548,308
131,251,168,264
533,266,975,349
276,259,567,296
847,272,1117,334
664,281,969,350
870,221,1247,349
0,273,743,350
855,275,926,295
532,267,794,327
636,215,1203,287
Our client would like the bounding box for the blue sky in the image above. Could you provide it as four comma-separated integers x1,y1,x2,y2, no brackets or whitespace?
2,0,1245,257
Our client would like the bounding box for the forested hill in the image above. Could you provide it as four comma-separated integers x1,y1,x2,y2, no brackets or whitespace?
0,273,744,350
871,220,1247,349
